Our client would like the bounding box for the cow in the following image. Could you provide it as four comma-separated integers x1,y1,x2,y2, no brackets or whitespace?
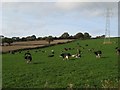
60,53,71,60
68,48,71,50
94,50,102,58
77,49,81,54
85,44,88,46
48,54,54,57
51,50,54,54
116,47,120,55
42,50,46,53
72,54,81,58
10,51,15,54
76,53,81,58
24,51,32,64
64,48,68,51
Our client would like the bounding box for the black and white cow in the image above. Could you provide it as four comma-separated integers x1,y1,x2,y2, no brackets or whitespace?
94,50,102,58
51,50,54,54
71,53,81,58
60,53,71,60
116,47,120,55
24,51,32,64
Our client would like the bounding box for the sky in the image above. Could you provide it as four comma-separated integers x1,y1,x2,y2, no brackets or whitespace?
1,0,119,38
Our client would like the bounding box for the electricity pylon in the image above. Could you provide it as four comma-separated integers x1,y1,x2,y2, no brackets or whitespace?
103,8,112,44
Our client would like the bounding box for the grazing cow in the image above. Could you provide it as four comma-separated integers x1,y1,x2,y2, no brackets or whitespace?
51,50,54,54
48,54,54,57
68,48,71,50
24,51,32,64
76,54,81,58
42,50,46,53
11,51,15,54
60,53,71,60
115,47,118,49
85,44,88,46
64,48,68,51
77,49,81,54
72,54,81,58
94,50,102,58
116,49,120,55
116,47,120,55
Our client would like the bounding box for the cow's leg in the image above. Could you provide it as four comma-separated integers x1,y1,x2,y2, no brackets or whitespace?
98,54,101,58
66,56,69,60
27,60,29,64
117,51,120,55
96,55,98,58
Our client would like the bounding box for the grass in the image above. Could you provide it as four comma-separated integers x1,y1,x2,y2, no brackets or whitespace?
2,38,119,88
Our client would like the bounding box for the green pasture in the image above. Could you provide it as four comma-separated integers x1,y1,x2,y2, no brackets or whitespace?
2,38,119,88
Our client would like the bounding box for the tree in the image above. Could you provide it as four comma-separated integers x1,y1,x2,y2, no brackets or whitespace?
84,32,91,39
26,35,36,41
12,37,20,42
74,32,84,39
101,35,105,38
42,36,47,40
37,37,43,40
31,35,36,40
60,32,69,39
21,37,27,41
69,35,74,39
2,37,13,45
45,36,54,44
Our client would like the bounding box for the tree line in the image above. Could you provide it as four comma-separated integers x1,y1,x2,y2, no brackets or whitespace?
0,32,103,46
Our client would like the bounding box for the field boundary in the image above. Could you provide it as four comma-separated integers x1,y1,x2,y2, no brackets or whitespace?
1,40,74,54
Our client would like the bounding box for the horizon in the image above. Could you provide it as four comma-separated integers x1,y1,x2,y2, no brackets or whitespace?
1,2,118,38
0,33,119,38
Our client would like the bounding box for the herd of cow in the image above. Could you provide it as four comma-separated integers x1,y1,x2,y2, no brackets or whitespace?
22,43,120,64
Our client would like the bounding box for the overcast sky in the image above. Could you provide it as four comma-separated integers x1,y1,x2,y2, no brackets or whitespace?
1,0,118,37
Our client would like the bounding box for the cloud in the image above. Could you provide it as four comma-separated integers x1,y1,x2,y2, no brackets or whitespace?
1,0,119,2
2,2,118,19
55,2,118,18
1,2,118,37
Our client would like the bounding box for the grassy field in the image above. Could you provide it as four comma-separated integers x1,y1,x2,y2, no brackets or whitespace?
2,38,119,88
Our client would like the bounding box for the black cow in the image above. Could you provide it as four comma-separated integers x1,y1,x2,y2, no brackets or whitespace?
10,51,15,54
85,44,88,46
48,54,54,57
64,48,68,51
